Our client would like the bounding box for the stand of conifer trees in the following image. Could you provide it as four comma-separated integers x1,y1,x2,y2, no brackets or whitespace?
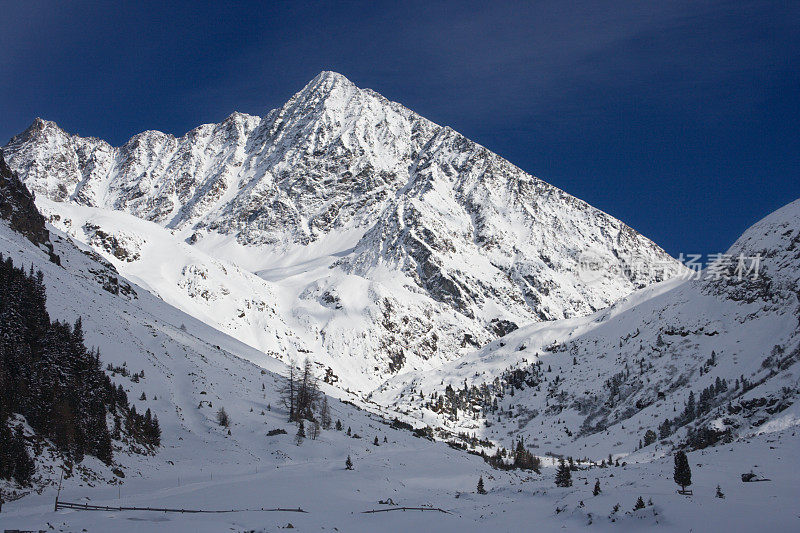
0,254,159,484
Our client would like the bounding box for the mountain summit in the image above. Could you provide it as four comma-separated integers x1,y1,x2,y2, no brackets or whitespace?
3,72,681,385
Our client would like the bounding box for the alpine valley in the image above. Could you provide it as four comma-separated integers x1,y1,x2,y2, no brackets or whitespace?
1,72,798,532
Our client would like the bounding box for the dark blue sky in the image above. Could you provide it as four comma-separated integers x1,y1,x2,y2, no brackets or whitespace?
2,1,798,256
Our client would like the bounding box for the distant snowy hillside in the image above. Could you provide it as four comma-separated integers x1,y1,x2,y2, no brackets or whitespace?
3,72,681,383
375,198,800,461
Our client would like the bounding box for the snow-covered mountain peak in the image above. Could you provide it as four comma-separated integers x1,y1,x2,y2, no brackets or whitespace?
300,70,357,97
3,73,684,383
19,117,63,138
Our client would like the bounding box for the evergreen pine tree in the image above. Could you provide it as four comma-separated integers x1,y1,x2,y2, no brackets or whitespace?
320,396,332,430
685,391,696,421
715,484,725,498
151,414,161,446
295,420,305,445
72,316,85,347
659,418,672,439
345,455,353,470
0,424,34,484
634,496,646,510
216,407,230,427
674,451,692,492
12,427,35,484
95,427,113,465
477,476,487,494
555,458,572,487
593,478,601,496
335,419,342,431
112,416,122,439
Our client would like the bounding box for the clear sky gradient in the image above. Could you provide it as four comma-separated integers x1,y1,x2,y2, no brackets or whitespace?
1,1,798,256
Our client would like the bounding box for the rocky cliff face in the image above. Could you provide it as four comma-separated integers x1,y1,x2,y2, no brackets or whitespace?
373,198,800,454
3,72,682,385
0,152,51,248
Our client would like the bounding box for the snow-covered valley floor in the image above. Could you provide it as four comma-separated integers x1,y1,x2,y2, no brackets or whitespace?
2,425,797,532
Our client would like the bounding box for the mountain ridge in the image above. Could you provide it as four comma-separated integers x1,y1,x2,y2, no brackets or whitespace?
4,71,683,384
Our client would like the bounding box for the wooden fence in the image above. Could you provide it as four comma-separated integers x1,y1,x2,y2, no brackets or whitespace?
54,500,306,514
55,498,452,516
361,506,451,514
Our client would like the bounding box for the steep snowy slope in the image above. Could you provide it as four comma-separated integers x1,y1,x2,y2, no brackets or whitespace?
375,198,800,461
0,166,515,531
35,198,311,362
33,198,488,388
3,72,682,382
1,211,798,533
